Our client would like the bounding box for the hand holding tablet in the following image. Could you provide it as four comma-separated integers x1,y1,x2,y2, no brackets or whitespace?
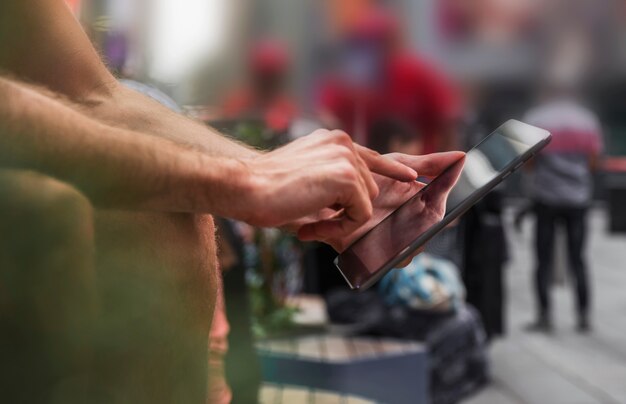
335,120,552,291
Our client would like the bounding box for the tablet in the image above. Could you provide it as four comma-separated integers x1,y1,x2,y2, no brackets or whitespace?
335,120,551,291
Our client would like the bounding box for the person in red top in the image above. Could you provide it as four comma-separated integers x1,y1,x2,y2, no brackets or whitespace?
319,9,461,154
222,40,298,134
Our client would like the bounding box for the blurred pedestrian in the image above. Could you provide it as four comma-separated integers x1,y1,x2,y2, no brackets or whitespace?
524,80,603,333
368,118,422,156
318,9,461,153
222,40,298,137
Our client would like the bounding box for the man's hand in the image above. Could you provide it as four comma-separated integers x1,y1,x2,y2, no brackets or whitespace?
235,130,417,239
295,151,465,252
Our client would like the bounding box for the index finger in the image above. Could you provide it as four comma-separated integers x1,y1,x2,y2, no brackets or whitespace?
388,151,465,177
355,144,418,182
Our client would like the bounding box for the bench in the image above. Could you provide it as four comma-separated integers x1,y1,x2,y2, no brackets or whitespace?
257,335,428,404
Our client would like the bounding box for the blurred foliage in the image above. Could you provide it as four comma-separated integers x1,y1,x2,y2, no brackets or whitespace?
236,120,291,150
231,120,303,338
244,224,302,339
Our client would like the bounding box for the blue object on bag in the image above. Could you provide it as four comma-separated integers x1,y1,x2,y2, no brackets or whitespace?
379,253,465,311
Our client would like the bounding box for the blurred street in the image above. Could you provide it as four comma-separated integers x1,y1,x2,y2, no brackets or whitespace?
467,207,626,404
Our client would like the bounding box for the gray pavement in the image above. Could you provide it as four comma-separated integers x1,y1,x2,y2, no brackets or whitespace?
465,207,626,404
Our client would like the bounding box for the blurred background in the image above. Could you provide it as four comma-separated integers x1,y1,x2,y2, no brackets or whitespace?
68,0,626,403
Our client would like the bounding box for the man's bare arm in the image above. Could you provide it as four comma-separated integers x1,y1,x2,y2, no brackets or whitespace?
87,84,260,158
0,76,249,213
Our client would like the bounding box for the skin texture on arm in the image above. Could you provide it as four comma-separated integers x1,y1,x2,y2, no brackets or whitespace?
0,77,255,213
89,84,262,158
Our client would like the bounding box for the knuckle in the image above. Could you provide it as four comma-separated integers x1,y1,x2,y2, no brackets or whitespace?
336,145,355,161
327,143,354,163
336,162,358,181
312,128,330,137
330,130,352,145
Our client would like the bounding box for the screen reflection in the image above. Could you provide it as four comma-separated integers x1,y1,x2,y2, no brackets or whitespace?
337,156,465,289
